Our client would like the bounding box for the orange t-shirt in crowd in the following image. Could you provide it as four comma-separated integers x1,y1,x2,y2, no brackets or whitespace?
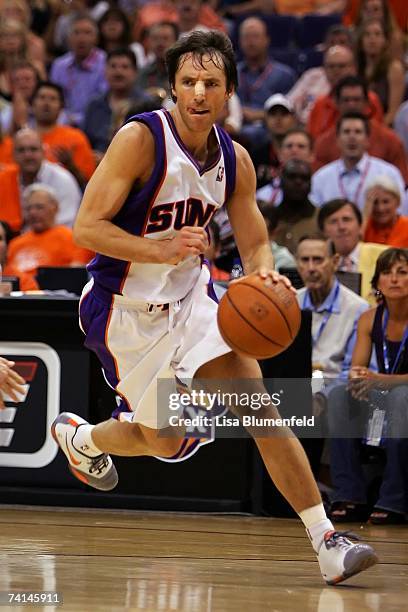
364,216,408,247
133,0,226,39
307,91,384,140
0,164,23,232
275,0,324,16
40,126,96,180
0,126,96,180
343,0,408,32
0,137,13,165
7,225,93,275
2,262,39,291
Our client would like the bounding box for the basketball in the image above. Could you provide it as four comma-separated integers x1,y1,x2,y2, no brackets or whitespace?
217,275,301,359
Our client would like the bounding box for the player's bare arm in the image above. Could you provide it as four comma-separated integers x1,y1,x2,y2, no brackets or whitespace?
227,142,293,290
74,122,207,264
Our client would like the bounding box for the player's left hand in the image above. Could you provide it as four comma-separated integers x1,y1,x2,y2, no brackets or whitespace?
256,269,297,294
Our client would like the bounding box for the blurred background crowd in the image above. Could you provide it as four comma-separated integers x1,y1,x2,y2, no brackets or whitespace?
0,1,408,288
1,0,408,523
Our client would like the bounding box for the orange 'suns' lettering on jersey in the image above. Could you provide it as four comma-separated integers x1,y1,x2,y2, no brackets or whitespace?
145,198,217,234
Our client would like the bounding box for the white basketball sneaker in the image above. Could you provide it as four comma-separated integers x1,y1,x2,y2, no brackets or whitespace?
51,412,118,491
318,530,378,585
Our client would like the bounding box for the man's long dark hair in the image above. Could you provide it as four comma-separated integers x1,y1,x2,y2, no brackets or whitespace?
165,31,238,102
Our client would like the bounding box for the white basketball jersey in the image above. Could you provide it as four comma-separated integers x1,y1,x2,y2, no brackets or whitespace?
88,109,237,303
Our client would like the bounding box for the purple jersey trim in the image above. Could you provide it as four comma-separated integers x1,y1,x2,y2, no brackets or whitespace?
202,259,219,304
79,291,132,418
163,110,221,176
81,295,118,388
216,125,236,204
87,111,167,295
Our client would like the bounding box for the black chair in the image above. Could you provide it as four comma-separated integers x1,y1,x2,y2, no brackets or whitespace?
297,48,324,73
336,271,362,295
260,311,325,515
296,14,342,48
279,267,304,290
270,48,300,73
36,267,89,296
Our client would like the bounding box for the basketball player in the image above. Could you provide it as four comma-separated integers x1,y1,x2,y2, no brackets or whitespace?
52,31,377,584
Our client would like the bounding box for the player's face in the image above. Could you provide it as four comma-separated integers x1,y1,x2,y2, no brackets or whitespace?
296,240,337,292
377,260,408,299
172,53,231,133
323,204,361,254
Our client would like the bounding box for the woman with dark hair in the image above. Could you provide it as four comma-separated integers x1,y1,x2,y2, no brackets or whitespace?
354,0,404,58
356,17,405,125
98,6,131,52
98,6,152,70
329,247,408,524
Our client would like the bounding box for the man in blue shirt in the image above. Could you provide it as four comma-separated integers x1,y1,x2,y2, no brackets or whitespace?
83,49,153,159
236,16,296,142
311,111,407,213
296,235,369,401
50,14,107,127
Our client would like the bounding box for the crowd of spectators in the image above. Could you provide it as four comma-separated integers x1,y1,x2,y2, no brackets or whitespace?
0,0,408,522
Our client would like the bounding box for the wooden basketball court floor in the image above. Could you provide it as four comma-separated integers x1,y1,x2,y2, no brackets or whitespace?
0,506,407,612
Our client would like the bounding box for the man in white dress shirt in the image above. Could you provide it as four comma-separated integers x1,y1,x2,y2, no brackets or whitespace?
311,112,406,214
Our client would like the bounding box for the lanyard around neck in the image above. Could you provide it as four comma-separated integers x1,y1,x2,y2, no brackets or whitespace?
303,282,340,346
338,158,370,205
381,308,408,374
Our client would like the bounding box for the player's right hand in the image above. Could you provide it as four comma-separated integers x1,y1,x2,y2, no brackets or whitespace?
160,226,209,264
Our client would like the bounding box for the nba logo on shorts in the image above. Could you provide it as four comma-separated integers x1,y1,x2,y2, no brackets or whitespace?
216,166,224,182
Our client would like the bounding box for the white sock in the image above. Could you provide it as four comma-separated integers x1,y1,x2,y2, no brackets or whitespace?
72,424,103,457
299,503,334,553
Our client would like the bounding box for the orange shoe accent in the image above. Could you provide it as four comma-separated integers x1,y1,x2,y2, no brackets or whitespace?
68,418,79,427
70,466,89,484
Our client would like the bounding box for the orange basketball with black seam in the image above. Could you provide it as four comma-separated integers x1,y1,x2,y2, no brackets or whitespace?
217,275,301,359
